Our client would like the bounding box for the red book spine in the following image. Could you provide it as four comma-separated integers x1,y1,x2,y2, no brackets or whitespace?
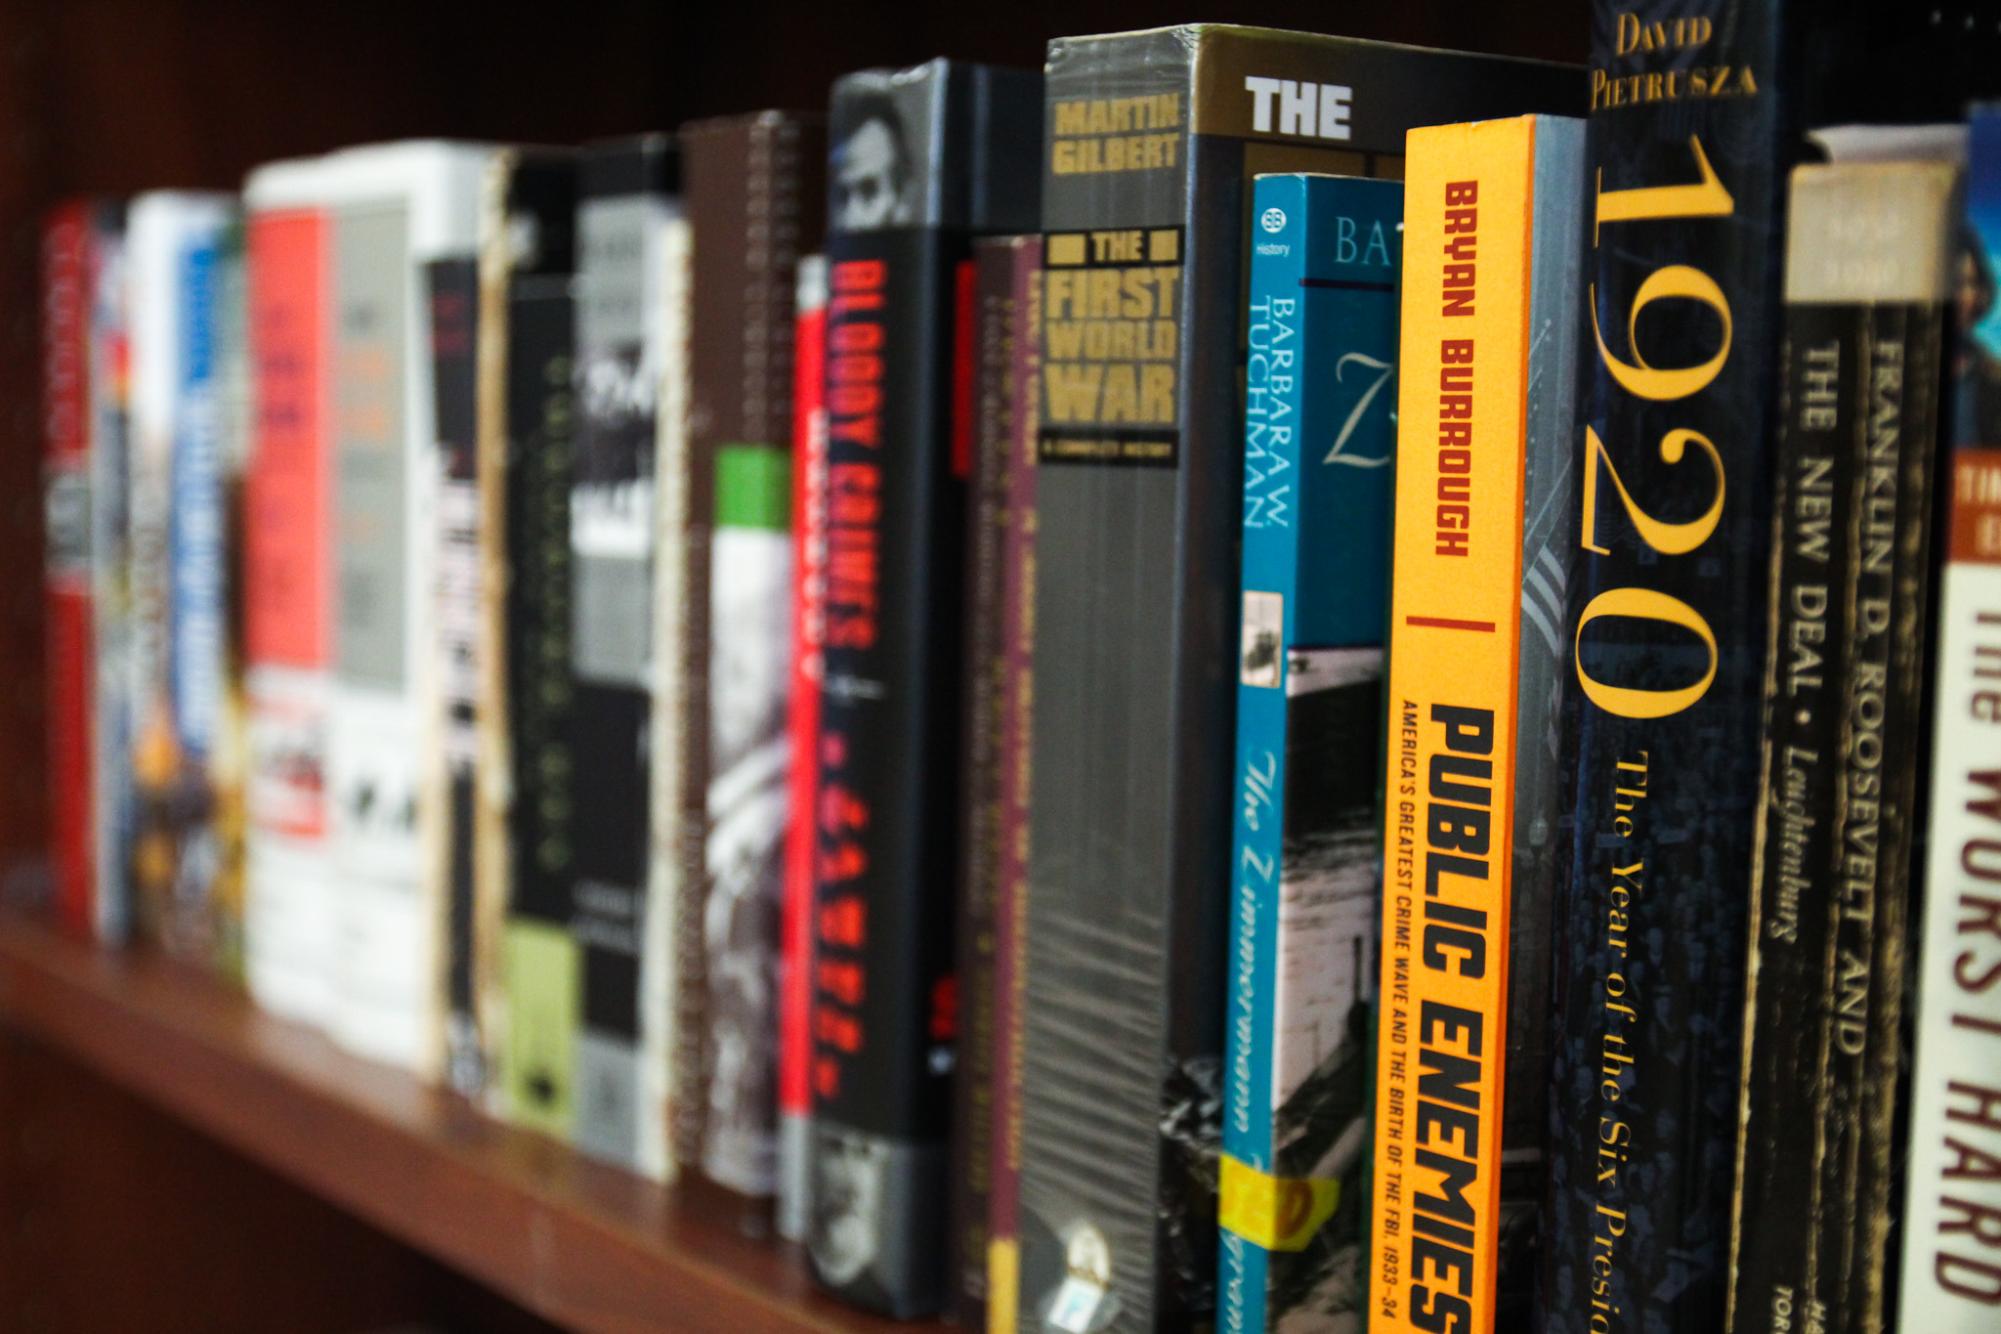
778,256,828,1240
43,203,95,938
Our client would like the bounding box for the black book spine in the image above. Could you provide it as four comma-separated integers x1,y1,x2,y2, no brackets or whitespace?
1729,301,1857,1333
428,255,483,1097
1820,296,1940,1330
807,60,1040,1321
1544,3,1795,1329
501,274,578,1127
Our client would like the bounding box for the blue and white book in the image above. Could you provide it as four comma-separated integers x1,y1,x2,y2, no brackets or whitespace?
126,190,236,958
1219,172,1399,1334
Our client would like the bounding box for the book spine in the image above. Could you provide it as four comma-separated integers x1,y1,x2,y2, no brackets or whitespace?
1373,119,1547,1334
473,158,513,1110
1727,273,1856,1334
212,220,251,981
1897,126,2001,1331
809,61,1038,1315
43,204,95,939
1219,173,1310,1334
244,204,332,1023
1544,4,1792,1326
656,168,705,1185
808,219,964,1326
572,149,674,1172
779,252,828,1241
949,239,1016,1328
499,264,580,1139
703,439,793,1194
1732,160,1955,1334
428,255,483,1096
1026,34,1207,1330
1221,170,1407,1334
987,235,1039,1334
88,210,134,946
676,113,825,1203
129,201,223,955
329,193,426,1073
1822,297,1939,1334
164,210,230,963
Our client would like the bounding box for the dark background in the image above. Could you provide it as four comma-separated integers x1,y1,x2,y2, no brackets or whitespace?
0,3,1579,1331
0,0,1580,896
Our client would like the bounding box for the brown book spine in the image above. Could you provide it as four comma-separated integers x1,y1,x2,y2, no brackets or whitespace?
672,111,826,1201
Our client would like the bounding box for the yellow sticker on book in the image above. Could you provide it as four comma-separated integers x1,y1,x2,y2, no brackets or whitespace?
1217,1153,1340,1252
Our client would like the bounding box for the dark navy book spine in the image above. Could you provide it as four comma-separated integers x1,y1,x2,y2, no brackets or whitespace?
1541,3,1795,1330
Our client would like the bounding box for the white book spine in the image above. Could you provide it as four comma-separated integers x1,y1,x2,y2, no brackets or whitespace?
1901,530,2001,1327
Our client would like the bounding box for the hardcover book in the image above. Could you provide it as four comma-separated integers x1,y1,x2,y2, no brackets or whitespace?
1369,117,1584,1334
1022,26,1575,1331
573,134,678,1176
480,151,583,1137
981,233,1040,1334
806,59,1041,1319
1898,105,2001,1331
42,202,98,941
126,190,236,961
1730,157,1956,1334
244,159,335,1025
1215,170,1400,1334
779,251,828,1239
320,141,495,1078
1542,5,1796,1328
668,110,825,1202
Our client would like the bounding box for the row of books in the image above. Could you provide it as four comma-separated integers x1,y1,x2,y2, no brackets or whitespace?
34,9,2001,1334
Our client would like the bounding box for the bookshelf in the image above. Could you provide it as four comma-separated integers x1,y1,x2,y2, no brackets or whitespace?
0,912,933,1334
0,2,1585,1329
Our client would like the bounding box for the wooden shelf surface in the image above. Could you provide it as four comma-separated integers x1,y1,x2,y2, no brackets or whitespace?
0,912,940,1334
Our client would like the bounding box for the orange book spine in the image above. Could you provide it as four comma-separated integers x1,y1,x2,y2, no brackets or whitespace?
1371,116,1550,1334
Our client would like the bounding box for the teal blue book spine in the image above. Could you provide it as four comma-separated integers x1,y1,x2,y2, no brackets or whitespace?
1219,172,1399,1333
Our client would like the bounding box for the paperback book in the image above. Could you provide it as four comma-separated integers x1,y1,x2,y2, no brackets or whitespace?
1898,105,2001,1331
1215,170,1400,1334
1730,156,1956,1334
1542,4,1796,1326
1370,116,1584,1334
